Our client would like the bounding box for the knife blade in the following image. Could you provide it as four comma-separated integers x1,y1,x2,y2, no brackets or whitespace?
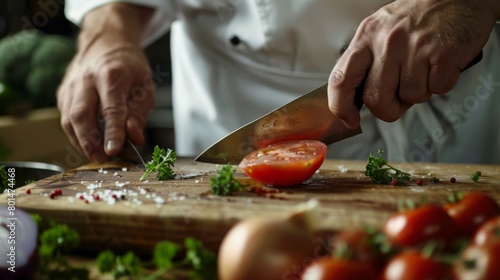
195,83,365,164
195,51,483,165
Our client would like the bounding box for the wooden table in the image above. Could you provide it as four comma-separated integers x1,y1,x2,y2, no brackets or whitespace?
2,159,500,256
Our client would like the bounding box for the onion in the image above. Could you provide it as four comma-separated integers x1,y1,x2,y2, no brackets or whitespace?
218,199,320,280
0,206,38,280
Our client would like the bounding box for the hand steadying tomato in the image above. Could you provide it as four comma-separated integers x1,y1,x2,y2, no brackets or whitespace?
302,257,378,280
383,204,458,247
473,216,500,247
239,140,327,187
381,251,452,280
444,192,500,237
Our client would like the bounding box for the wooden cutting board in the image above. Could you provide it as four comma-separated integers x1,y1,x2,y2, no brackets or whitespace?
2,159,500,254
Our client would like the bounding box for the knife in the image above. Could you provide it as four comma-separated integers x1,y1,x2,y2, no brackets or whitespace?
195,51,483,165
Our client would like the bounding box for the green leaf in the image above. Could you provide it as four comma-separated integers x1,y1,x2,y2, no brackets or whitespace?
210,164,246,196
140,145,176,181
153,241,179,270
184,238,218,280
96,250,116,273
365,149,411,185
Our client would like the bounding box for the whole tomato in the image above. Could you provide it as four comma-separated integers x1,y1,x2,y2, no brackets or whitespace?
444,192,500,237
302,257,378,280
472,216,500,247
383,204,458,247
381,251,452,280
330,229,388,272
454,243,500,280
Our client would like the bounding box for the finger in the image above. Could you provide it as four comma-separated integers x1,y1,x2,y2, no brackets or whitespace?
70,74,107,163
58,87,84,155
328,46,372,129
363,54,409,122
399,57,431,104
126,84,155,146
428,63,461,94
96,64,130,156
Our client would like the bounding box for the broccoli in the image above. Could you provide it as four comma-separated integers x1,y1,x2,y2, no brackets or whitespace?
0,29,76,109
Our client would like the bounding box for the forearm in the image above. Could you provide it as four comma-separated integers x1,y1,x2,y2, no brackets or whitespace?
78,3,154,54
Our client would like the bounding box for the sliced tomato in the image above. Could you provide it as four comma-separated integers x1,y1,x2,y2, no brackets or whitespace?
239,140,327,187
444,192,500,237
383,204,458,247
454,243,500,280
472,216,500,247
302,257,378,280
381,251,452,280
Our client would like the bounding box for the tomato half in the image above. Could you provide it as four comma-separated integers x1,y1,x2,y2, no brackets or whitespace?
239,140,327,187
302,257,378,280
473,216,500,247
444,192,500,237
383,204,458,247
381,251,452,280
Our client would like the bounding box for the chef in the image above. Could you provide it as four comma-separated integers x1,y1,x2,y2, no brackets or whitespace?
58,0,500,164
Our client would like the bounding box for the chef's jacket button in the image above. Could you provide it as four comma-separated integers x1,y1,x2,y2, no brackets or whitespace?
230,35,241,46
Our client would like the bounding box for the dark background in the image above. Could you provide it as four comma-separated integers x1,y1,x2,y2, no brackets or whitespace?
0,0,176,158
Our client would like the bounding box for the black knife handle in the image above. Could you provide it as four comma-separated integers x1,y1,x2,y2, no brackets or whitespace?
353,50,483,111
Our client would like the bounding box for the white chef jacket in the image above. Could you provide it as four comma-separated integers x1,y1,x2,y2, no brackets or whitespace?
66,1,500,164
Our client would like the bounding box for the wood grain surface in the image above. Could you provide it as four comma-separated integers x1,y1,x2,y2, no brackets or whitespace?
2,159,499,255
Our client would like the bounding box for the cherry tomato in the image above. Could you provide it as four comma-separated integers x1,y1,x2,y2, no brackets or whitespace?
381,251,452,280
454,243,500,280
331,229,386,272
444,192,500,237
473,216,500,247
239,140,327,187
383,204,458,247
302,257,378,280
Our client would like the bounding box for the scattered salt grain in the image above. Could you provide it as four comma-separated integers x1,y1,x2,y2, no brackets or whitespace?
98,168,104,173
154,197,165,204
121,167,128,172
103,170,109,174
338,165,349,173
195,180,200,183
115,182,126,188
67,197,75,203
113,172,118,176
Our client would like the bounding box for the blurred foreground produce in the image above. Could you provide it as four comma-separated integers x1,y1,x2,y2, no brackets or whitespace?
0,29,75,116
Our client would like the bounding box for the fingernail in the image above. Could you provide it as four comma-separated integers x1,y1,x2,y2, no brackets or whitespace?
106,140,117,153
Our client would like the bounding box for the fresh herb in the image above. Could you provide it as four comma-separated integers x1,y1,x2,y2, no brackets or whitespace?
470,171,481,182
37,220,89,280
0,165,8,193
96,238,217,280
96,250,142,279
140,145,177,181
25,179,36,184
365,149,411,185
210,164,247,195
430,177,440,183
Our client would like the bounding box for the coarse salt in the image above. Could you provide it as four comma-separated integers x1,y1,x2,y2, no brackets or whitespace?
121,167,128,172
154,197,165,204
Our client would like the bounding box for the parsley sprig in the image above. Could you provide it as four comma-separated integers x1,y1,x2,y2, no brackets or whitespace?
210,164,247,195
140,145,177,181
96,238,217,280
365,149,411,184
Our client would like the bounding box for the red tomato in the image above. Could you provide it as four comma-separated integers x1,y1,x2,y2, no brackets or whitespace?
473,216,500,247
454,243,500,280
302,257,378,280
383,204,458,247
381,251,452,280
444,192,500,237
239,140,327,187
331,229,386,272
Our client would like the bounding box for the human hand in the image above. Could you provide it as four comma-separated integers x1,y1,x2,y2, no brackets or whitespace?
328,0,498,129
57,4,154,163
